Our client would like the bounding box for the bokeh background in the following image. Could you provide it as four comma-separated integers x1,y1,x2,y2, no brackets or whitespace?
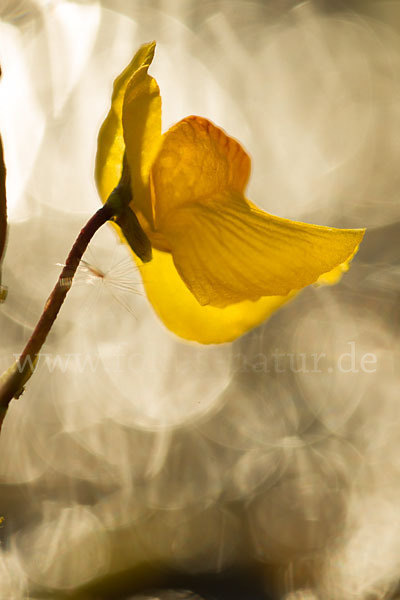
1,0,400,598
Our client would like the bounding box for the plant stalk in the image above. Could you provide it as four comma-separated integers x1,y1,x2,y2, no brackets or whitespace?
0,203,115,425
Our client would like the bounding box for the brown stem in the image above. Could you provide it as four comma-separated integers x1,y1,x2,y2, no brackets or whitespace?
0,131,6,268
0,203,114,417
0,66,7,272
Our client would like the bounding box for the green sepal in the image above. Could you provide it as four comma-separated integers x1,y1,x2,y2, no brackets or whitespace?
114,207,152,263
105,153,152,263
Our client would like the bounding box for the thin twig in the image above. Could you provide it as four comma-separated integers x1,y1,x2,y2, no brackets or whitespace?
0,65,8,300
0,203,114,422
0,130,6,268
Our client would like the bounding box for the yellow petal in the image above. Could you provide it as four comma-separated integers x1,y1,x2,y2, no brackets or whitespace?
138,248,296,344
160,192,365,308
150,116,250,226
95,41,157,203
122,59,162,225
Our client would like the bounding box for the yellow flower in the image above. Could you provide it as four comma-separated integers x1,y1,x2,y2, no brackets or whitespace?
95,42,365,344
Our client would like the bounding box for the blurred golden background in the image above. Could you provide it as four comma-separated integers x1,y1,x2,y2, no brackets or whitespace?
0,1,399,598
